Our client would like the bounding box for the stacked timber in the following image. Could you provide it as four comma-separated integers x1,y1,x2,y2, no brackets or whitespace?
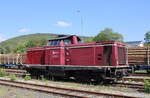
0,53,26,65
128,47,150,65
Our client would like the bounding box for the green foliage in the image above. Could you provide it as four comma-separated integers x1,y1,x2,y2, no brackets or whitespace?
13,38,47,53
9,74,17,81
0,69,7,77
93,28,123,42
13,42,27,53
41,77,49,83
85,37,95,43
4,46,11,53
128,79,132,83
24,75,32,81
0,46,11,54
144,31,150,46
0,47,4,54
144,80,150,93
0,33,58,53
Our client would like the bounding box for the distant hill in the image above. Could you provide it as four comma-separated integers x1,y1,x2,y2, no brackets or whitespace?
0,33,89,53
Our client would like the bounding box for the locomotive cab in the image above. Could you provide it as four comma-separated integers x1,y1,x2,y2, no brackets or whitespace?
48,35,81,46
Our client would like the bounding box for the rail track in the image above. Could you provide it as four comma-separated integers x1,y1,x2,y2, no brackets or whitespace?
115,76,149,90
131,73,150,77
0,68,148,96
0,78,137,98
3,68,27,76
114,81,144,90
118,76,150,82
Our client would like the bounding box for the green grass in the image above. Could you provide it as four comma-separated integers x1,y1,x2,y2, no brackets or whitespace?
135,70,147,73
144,80,150,93
24,75,32,81
0,69,7,77
9,74,17,81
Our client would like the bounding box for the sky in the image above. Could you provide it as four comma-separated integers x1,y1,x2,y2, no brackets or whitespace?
0,0,150,42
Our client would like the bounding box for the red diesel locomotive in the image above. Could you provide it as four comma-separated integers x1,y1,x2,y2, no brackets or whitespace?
25,35,129,82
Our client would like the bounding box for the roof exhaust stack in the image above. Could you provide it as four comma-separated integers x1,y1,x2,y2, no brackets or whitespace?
58,35,68,37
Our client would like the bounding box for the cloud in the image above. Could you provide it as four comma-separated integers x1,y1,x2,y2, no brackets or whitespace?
0,34,6,42
18,28,29,32
55,21,72,27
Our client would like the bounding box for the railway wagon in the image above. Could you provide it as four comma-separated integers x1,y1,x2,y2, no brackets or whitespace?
128,46,150,73
25,35,129,82
0,53,26,68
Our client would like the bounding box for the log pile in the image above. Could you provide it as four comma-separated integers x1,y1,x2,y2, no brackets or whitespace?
128,47,150,65
0,53,26,64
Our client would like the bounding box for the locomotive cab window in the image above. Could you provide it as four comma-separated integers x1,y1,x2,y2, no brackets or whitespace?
64,39,71,45
49,40,61,46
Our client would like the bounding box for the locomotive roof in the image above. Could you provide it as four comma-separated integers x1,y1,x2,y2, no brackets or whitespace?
48,35,81,41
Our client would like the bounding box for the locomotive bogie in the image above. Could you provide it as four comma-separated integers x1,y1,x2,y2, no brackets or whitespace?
25,65,129,83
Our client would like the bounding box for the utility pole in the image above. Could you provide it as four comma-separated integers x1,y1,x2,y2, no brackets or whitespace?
77,10,84,35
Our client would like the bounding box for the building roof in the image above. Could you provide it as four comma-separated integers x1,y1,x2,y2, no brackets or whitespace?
125,41,144,47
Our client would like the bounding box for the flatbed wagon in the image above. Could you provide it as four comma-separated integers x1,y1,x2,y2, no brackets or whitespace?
128,46,150,73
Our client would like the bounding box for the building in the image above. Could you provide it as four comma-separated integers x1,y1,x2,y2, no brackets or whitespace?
125,41,144,47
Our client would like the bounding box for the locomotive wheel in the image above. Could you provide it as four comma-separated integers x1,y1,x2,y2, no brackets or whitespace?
74,73,91,83
76,77,91,83
49,76,56,81
93,76,105,85
49,76,62,81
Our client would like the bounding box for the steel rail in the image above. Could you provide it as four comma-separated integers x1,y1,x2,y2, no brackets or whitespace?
4,69,26,73
131,73,150,77
5,70,26,74
119,77,150,82
114,82,144,89
0,79,88,98
0,78,137,98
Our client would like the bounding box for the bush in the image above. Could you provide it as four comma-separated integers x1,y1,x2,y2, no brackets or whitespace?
9,74,16,81
144,80,150,93
24,75,31,81
0,69,7,77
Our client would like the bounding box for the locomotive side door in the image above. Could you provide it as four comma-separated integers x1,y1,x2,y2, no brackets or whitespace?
103,46,112,66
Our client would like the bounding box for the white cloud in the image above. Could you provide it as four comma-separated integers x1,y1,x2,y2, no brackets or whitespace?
18,28,29,32
0,34,6,42
55,21,72,27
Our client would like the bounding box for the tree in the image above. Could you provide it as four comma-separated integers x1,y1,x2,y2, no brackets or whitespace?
144,31,150,46
85,37,94,43
13,38,47,53
0,47,4,54
93,28,123,42
13,42,27,53
4,46,11,53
